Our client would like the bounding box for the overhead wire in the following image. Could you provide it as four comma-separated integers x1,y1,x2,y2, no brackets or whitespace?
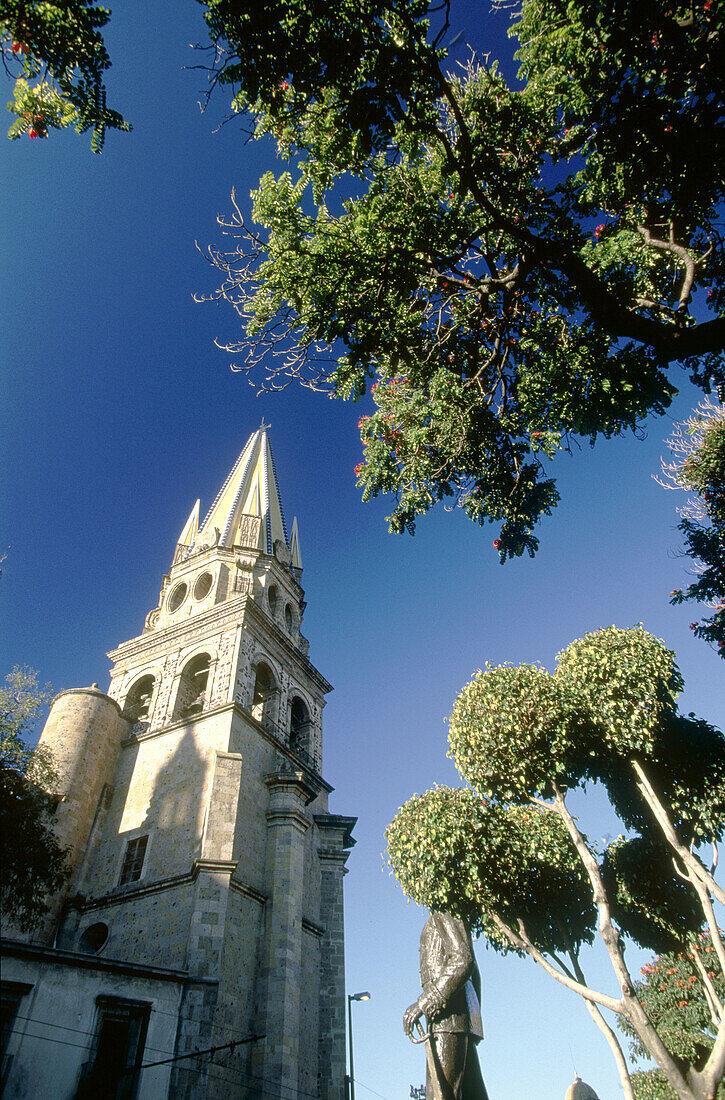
7,1016,332,1100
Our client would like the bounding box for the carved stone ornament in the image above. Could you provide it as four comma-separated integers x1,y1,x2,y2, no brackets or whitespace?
273,539,292,567
192,527,221,554
237,514,262,549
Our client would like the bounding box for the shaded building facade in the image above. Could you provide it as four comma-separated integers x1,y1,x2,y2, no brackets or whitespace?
2,428,356,1100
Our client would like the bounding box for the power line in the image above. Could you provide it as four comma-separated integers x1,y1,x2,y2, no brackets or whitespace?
12,1013,176,1059
354,1078,396,1100
8,1022,329,1100
130,1033,265,1072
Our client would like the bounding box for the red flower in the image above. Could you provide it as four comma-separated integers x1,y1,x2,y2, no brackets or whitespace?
354,463,364,477
594,224,606,240
279,80,290,90
28,128,39,139
357,416,370,429
12,40,25,53
493,539,501,550
652,32,659,47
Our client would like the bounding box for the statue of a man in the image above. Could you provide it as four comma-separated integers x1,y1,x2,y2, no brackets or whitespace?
403,911,489,1100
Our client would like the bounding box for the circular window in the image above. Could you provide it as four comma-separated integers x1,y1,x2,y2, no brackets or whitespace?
194,572,213,600
80,922,109,954
168,582,188,612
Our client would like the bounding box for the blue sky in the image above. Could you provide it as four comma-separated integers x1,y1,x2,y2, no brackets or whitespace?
1,4,722,1099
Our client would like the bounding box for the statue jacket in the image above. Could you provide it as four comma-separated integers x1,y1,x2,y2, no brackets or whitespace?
419,912,483,1040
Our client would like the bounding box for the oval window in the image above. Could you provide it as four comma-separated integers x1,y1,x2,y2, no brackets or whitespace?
80,922,109,953
168,582,188,612
194,572,213,600
285,604,293,632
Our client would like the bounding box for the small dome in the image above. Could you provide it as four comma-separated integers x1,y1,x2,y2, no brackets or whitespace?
565,1075,600,1100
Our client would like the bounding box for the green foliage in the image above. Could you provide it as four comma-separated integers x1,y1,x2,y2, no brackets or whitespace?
201,0,725,554
1,0,130,150
601,837,705,953
0,667,68,930
387,626,725,1094
665,401,725,658
386,786,595,954
624,941,725,1098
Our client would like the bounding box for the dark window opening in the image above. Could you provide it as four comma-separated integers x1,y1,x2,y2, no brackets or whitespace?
290,697,312,758
167,582,188,613
122,675,155,723
80,922,110,954
119,836,148,886
75,997,150,1100
251,662,276,729
173,654,211,720
1,981,33,1078
267,584,279,617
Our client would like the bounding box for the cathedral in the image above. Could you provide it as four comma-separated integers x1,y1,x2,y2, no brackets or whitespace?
1,427,356,1100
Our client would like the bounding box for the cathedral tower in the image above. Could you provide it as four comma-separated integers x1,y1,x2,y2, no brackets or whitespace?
1,428,356,1100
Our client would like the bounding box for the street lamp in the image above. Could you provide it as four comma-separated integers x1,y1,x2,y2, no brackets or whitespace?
346,991,371,1100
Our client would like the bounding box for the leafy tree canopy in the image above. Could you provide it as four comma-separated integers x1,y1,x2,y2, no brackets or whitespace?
660,398,725,657
0,666,68,931
200,0,725,559
387,626,725,1100
0,0,130,150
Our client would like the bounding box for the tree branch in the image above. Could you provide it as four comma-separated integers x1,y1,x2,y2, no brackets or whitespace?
551,784,699,1100
488,911,623,1011
631,761,725,907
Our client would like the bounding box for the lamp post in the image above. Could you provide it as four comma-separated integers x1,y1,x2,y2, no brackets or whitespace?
345,991,370,1100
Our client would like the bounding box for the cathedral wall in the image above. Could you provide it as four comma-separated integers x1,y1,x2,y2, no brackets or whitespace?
205,887,267,1095
81,716,228,897
298,924,323,1100
75,882,195,970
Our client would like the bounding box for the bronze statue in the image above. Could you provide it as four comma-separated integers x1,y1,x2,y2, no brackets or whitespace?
403,911,489,1100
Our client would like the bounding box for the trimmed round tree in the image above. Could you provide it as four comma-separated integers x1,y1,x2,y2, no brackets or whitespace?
387,626,725,1100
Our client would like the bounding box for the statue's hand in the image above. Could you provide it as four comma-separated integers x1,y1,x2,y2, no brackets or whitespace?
403,1001,423,1039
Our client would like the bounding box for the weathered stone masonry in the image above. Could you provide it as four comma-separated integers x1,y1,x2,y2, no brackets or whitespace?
1,428,356,1100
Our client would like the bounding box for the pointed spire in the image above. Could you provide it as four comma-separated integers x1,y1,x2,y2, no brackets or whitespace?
172,500,200,566
178,500,200,547
289,517,302,569
195,428,291,555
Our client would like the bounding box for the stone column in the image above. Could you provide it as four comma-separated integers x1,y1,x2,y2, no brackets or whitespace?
315,814,357,1100
257,770,317,1099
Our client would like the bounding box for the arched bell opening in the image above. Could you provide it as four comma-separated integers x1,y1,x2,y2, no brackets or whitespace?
290,696,312,759
123,674,156,724
173,653,211,720
251,661,279,731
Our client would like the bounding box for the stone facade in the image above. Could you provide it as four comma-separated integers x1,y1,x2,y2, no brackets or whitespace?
1,430,356,1100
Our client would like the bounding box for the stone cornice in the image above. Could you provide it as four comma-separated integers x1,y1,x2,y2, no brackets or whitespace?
108,590,332,697
75,860,263,913
313,814,357,849
0,937,202,985
265,808,312,835
108,597,251,663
